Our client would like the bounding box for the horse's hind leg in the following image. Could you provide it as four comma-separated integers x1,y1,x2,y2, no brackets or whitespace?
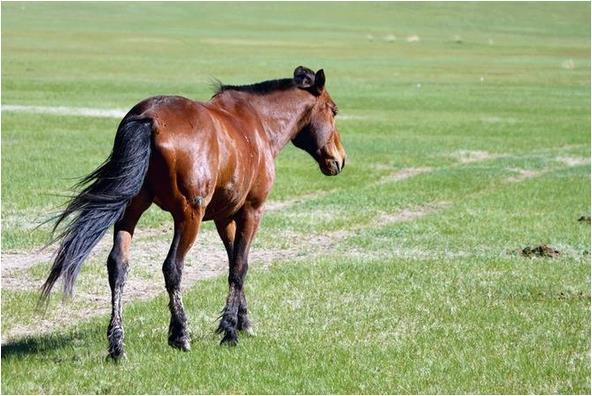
163,208,202,351
107,190,152,360
215,218,253,335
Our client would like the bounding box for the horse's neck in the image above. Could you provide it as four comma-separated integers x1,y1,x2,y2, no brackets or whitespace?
225,90,313,157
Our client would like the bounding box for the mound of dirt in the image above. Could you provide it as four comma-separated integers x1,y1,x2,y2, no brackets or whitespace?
558,291,589,300
577,216,591,224
519,245,561,258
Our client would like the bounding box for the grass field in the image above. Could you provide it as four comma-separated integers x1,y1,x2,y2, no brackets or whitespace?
1,2,590,394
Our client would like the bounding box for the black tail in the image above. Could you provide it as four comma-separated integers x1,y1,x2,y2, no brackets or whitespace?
40,117,153,301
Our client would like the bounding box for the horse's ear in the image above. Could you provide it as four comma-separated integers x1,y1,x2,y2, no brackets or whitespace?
315,69,326,91
294,66,315,88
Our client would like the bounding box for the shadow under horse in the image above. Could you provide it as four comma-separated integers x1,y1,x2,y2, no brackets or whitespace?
40,66,346,359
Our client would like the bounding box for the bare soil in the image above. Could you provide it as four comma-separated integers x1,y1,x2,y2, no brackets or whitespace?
556,156,590,167
375,202,449,227
452,150,497,164
376,167,433,184
505,168,543,183
518,245,561,258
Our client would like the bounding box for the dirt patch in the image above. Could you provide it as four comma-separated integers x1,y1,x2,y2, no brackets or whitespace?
2,104,127,119
2,227,134,273
384,34,396,43
481,116,517,124
561,59,575,70
558,291,589,300
517,245,561,258
452,150,496,164
377,167,433,184
504,155,589,183
265,191,331,212
556,156,590,167
2,250,52,273
505,168,543,183
375,202,449,227
578,216,591,224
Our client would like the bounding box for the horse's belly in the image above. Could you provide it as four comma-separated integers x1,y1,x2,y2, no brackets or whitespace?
202,185,247,221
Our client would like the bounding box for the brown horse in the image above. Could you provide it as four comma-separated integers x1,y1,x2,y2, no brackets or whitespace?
41,66,346,359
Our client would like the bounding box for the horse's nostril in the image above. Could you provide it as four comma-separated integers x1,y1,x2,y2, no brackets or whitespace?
333,159,340,172
342,157,346,170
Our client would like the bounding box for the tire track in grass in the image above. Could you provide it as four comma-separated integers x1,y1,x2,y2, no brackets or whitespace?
503,156,590,183
374,167,434,185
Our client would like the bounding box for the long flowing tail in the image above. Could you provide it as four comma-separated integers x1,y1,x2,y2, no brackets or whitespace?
40,117,153,301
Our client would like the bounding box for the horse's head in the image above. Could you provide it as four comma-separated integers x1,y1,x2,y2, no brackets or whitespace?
291,66,346,176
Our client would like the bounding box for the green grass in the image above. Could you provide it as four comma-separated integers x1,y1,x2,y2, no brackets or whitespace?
2,255,589,394
1,2,590,394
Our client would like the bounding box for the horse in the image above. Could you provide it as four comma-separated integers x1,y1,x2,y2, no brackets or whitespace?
40,66,346,359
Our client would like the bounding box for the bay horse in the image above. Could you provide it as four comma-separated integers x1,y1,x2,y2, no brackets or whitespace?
40,66,346,359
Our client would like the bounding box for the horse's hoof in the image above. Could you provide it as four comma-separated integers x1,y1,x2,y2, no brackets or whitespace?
169,337,191,351
220,332,238,346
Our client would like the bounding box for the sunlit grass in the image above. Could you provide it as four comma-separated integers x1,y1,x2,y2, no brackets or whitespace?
1,1,590,394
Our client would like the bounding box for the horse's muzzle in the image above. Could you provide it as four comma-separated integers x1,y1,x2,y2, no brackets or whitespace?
318,136,346,176
320,157,345,176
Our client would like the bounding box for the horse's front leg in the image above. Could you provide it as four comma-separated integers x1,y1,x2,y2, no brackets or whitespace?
216,205,262,345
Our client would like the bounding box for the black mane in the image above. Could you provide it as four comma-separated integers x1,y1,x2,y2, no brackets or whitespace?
213,78,296,95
